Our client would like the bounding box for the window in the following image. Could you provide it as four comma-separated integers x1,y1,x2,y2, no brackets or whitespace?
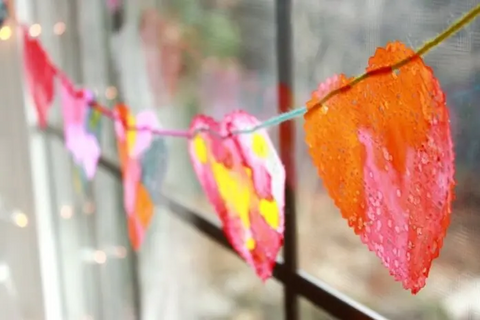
18,0,480,319
294,1,480,319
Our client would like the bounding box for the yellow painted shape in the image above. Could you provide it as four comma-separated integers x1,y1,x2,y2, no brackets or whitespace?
246,237,256,250
252,133,269,158
245,167,252,178
211,161,252,230
259,199,280,229
126,114,137,154
193,136,208,164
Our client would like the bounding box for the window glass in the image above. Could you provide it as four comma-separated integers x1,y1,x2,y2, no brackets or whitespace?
0,0,293,318
23,0,138,317
300,297,338,320
142,203,284,319
120,0,284,256
294,1,480,319
129,0,279,201
27,0,286,318
48,137,136,320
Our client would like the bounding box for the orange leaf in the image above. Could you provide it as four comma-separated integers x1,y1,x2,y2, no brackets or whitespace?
304,42,455,294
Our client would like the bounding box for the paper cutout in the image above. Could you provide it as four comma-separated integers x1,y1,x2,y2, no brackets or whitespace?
114,106,159,158
60,78,100,180
71,97,103,194
189,110,285,280
115,105,163,250
22,27,56,128
304,42,455,294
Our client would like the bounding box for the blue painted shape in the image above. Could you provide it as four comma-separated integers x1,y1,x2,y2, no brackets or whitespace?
140,137,168,204
84,107,103,140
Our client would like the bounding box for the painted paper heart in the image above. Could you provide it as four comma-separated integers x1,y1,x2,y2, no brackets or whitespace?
22,27,55,128
115,105,159,250
60,78,100,180
189,110,285,280
304,42,455,294
71,95,103,195
114,106,159,158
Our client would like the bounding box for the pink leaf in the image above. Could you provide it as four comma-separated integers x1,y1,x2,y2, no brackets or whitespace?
60,78,100,180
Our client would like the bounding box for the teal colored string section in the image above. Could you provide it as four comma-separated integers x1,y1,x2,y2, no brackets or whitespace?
97,81,480,140
233,106,307,135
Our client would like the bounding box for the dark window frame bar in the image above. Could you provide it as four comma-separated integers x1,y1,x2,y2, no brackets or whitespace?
275,0,299,318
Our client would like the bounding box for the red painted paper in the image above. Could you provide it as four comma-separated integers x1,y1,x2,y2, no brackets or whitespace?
189,111,285,280
114,104,156,251
304,42,455,294
22,27,55,128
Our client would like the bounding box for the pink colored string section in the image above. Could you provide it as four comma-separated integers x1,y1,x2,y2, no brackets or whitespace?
127,125,192,139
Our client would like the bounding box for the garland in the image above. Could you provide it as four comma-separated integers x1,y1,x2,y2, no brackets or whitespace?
15,3,480,294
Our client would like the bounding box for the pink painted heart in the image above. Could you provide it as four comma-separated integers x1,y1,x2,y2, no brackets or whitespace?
114,105,158,251
60,77,100,180
114,109,159,158
188,110,285,280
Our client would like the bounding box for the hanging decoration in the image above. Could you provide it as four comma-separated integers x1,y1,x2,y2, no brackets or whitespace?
114,105,163,250
17,3,480,291
304,42,455,294
72,99,104,194
22,27,56,128
60,77,101,181
189,111,285,280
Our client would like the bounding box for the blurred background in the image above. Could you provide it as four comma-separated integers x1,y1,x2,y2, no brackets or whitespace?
1,0,480,319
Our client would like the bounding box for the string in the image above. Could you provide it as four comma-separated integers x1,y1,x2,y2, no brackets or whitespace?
19,2,480,139
308,2,480,113
232,107,307,135
132,125,192,138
